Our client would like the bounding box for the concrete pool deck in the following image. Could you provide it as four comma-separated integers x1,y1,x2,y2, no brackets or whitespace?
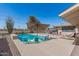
11,34,75,56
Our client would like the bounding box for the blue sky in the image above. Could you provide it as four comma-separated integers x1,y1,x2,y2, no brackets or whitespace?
0,3,75,29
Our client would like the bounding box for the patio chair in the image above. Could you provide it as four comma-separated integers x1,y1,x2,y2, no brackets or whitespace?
60,33,75,40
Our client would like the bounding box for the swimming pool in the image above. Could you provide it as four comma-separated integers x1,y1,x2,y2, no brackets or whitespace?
18,34,48,44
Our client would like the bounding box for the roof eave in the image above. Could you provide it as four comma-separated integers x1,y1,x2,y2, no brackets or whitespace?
59,3,79,17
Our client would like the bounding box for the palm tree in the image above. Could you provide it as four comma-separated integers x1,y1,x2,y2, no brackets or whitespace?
6,17,14,34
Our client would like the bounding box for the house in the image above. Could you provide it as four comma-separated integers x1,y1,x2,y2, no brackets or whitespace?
53,23,78,35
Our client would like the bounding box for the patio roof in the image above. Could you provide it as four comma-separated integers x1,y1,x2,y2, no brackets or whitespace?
59,4,79,26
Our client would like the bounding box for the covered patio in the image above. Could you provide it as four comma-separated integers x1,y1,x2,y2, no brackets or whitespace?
59,4,79,55
59,4,79,33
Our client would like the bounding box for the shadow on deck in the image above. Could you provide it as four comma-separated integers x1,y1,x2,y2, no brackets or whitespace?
0,38,12,56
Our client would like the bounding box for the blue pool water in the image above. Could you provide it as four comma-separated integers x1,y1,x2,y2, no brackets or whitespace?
18,34,48,44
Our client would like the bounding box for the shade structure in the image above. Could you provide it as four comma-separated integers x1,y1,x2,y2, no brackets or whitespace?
59,4,79,45
59,4,79,26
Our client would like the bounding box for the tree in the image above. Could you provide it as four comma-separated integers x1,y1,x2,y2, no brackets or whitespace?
27,16,49,33
27,16,41,32
6,17,14,34
28,16,40,24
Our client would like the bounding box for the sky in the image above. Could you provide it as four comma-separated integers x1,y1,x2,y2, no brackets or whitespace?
0,3,75,29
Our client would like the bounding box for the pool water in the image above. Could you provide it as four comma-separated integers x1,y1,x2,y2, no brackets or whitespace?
18,34,48,44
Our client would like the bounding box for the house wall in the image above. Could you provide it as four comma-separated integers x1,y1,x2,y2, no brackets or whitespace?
57,26,77,35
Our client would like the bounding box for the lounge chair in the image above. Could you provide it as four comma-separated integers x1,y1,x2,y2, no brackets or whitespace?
60,33,75,40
